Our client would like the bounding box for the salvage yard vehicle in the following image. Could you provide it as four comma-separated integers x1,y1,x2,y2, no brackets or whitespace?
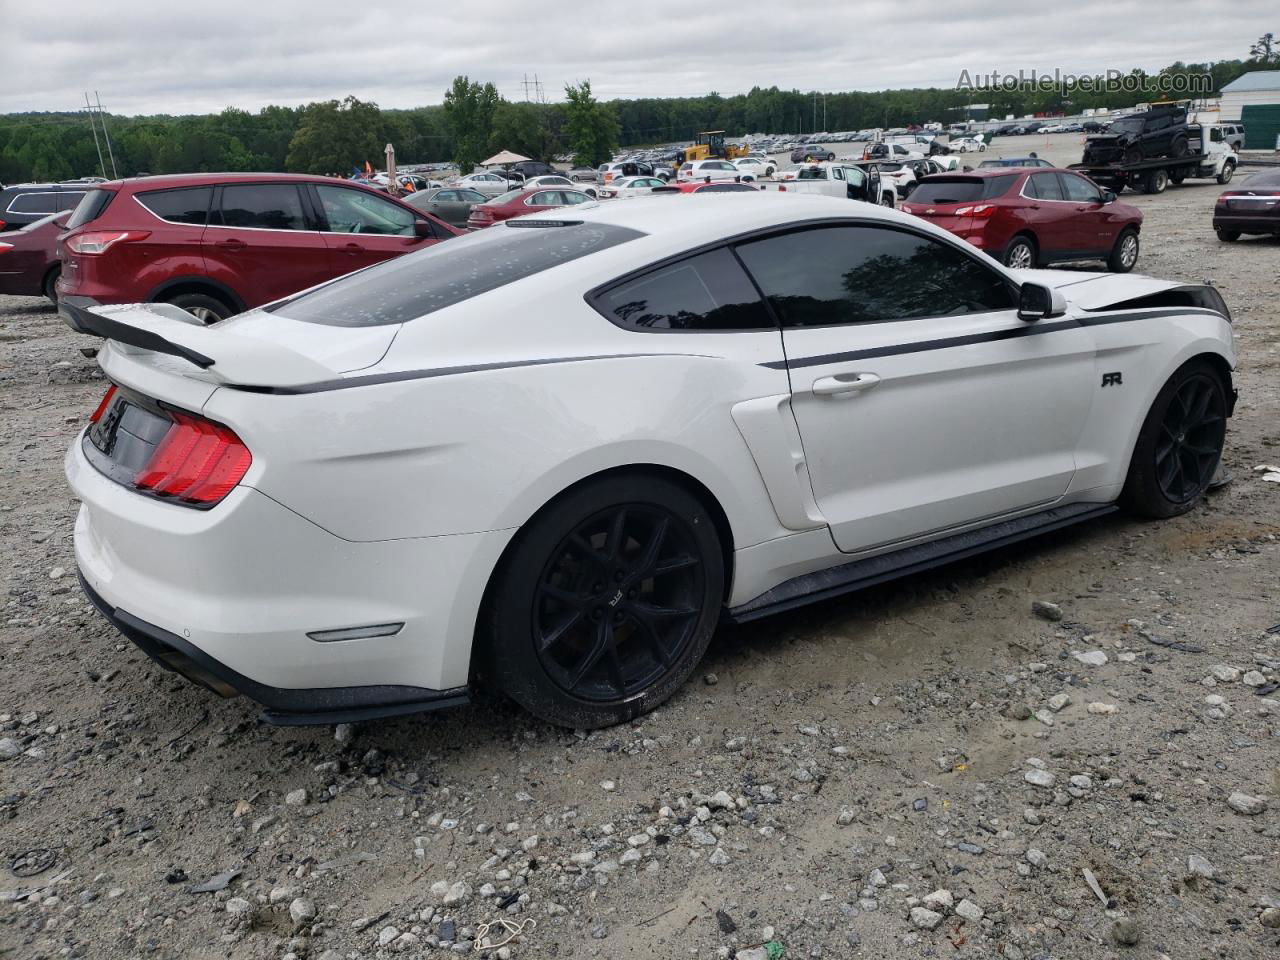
466,186,594,228
521,174,598,198
733,156,777,178
0,181,88,231
978,156,1055,169
1082,105,1192,166
767,162,895,206
1212,169,1280,241
791,143,836,163
1071,123,1236,194
900,168,1143,271
57,173,459,328
654,180,760,194
404,187,490,229
599,176,669,199
950,136,987,153
449,171,519,197
0,210,68,301
679,159,755,182
64,194,1235,729
681,130,749,165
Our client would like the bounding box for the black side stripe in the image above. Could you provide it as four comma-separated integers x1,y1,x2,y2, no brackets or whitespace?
763,307,1224,371
226,353,715,395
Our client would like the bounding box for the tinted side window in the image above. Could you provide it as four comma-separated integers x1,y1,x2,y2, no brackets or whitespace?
8,192,59,214
137,187,212,225
66,189,114,228
736,225,1014,328
315,185,415,236
592,247,773,331
1060,174,1101,203
218,184,307,230
1028,173,1063,200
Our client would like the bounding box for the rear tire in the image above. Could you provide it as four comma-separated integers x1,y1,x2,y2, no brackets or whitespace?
1170,134,1189,158
1169,170,1185,185
1003,235,1037,269
1144,168,1169,194
163,292,232,324
42,267,60,304
481,474,724,728
879,192,894,207
1119,360,1227,519
1215,228,1240,242
1108,229,1140,273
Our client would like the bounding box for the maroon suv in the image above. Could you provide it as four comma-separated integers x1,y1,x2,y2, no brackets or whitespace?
57,173,459,330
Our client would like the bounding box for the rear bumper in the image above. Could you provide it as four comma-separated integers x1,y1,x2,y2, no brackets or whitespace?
78,572,470,725
67,433,512,714
1213,214,1280,234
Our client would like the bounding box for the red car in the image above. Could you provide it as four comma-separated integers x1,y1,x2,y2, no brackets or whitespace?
56,173,458,330
900,168,1143,272
0,211,68,302
1213,169,1280,242
655,180,760,194
466,186,595,229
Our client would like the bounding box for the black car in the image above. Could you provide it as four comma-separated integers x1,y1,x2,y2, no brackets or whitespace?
1082,106,1191,165
0,182,89,232
510,160,557,180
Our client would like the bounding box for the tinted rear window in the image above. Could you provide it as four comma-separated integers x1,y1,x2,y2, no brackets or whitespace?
66,188,115,228
136,187,212,224
272,221,644,327
6,192,60,215
909,176,1016,204
1241,171,1280,189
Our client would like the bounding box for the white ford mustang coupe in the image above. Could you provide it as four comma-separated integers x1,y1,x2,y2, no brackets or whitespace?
65,194,1235,728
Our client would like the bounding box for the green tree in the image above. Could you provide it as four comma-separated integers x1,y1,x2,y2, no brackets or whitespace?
564,80,618,167
443,76,501,172
285,96,384,174
1251,32,1279,63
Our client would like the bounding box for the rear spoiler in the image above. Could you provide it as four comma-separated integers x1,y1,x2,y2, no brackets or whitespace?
69,302,337,386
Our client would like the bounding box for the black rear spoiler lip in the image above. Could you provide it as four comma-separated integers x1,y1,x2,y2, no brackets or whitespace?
61,301,215,369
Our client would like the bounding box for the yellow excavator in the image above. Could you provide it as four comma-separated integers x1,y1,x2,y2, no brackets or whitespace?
677,131,749,168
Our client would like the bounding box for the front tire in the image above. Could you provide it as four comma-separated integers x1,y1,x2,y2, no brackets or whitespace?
1119,360,1227,519
482,475,724,728
1217,163,1234,185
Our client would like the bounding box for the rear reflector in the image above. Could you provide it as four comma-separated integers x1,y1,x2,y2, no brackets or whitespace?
0,242,12,254
132,409,251,505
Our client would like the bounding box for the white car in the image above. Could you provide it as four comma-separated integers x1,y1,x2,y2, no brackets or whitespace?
598,176,668,199
448,171,517,197
65,195,1235,729
523,174,598,198
734,156,777,178
951,137,988,153
678,159,754,182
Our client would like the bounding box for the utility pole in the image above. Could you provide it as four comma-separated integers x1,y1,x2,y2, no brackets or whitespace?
95,91,118,178
84,92,106,179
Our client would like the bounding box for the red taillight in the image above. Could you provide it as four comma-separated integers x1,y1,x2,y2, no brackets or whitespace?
134,412,251,506
89,385,118,423
65,230,150,255
0,219,6,230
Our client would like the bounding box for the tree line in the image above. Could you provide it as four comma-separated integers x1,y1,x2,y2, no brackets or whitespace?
0,46,1271,185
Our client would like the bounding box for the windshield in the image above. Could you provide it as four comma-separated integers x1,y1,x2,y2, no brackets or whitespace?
909,176,1016,204
1109,118,1144,135
271,222,645,327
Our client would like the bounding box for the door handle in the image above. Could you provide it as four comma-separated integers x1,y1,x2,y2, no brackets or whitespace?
214,238,246,250
812,373,881,397
340,242,362,255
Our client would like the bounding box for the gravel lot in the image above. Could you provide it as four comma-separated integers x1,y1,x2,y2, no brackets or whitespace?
2,181,1279,960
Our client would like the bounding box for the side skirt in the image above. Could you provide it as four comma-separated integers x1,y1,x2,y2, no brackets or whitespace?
729,502,1117,622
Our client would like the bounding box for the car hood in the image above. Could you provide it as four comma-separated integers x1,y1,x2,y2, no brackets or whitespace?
1015,269,1181,310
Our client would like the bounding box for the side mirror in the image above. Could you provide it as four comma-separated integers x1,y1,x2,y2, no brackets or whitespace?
1017,282,1067,322
1100,189,1116,203
413,219,434,238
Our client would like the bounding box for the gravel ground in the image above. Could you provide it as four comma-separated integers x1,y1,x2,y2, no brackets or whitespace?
2,183,1279,960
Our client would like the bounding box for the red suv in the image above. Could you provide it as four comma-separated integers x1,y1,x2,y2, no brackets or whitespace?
57,173,458,330
899,168,1143,272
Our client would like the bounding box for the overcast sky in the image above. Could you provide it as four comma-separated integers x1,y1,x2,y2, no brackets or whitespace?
4,1,1272,115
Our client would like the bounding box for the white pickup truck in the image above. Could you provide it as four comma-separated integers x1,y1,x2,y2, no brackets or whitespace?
764,163,897,206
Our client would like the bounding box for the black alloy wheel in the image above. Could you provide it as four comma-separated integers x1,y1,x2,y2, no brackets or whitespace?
1121,360,1228,519
533,505,703,702
1154,374,1226,505
483,474,723,727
